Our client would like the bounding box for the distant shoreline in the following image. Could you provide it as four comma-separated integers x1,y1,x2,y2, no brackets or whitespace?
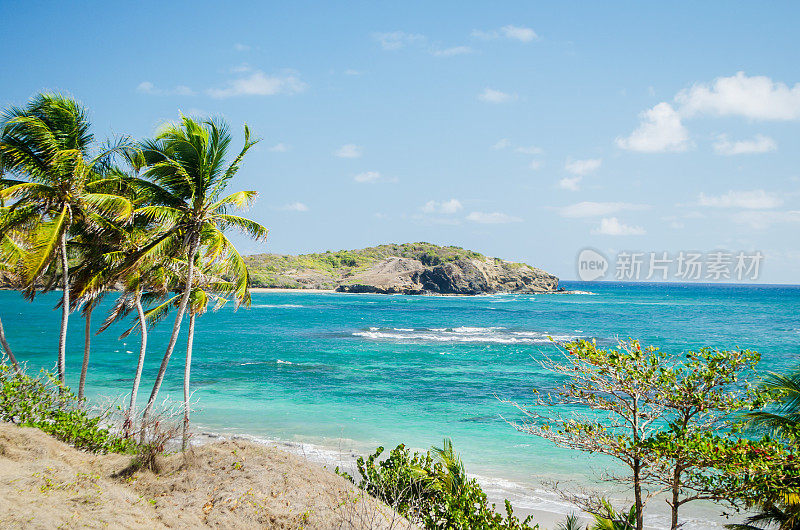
250,287,337,293
1,286,592,295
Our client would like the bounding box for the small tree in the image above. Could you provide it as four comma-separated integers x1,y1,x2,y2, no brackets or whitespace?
504,339,769,530
643,348,766,529
503,339,668,530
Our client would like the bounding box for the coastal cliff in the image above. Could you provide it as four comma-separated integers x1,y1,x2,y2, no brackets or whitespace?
244,242,559,294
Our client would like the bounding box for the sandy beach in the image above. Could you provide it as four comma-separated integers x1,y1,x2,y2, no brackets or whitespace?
0,423,413,529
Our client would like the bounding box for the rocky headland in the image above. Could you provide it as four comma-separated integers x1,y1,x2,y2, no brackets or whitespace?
244,243,560,295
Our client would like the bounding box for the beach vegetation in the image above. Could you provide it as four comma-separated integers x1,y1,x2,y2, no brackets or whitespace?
722,369,800,529
0,93,133,386
337,439,538,529
504,339,773,530
0,93,267,452
0,361,133,453
588,499,637,530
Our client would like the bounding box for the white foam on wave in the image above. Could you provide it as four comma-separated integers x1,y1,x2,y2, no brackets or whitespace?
250,304,305,309
276,359,293,365
352,326,579,344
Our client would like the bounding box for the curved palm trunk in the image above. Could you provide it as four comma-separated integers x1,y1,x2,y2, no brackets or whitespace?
78,305,92,400
182,312,196,451
58,231,69,387
0,316,20,372
126,289,147,436
140,237,198,435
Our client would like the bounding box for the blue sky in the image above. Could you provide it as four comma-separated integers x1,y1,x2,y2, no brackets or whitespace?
2,1,799,282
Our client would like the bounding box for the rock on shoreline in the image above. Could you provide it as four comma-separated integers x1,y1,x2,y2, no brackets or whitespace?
244,243,560,295
336,256,559,295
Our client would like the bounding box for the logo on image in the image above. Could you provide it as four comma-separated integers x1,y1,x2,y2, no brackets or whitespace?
577,248,609,281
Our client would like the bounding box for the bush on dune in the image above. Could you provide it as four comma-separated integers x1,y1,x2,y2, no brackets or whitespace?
0,361,133,454
337,439,538,530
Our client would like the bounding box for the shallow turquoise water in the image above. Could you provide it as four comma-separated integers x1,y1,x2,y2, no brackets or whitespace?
2,282,799,518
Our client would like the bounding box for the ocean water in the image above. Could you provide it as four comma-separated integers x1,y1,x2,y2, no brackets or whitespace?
2,282,799,528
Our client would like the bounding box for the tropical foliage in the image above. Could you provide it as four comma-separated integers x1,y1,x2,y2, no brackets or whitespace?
337,440,538,530
0,92,267,449
504,338,788,530
0,361,133,453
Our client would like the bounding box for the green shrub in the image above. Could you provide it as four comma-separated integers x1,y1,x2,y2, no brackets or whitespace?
337,440,537,529
0,362,134,454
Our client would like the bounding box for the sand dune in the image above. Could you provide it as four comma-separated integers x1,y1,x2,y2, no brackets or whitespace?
0,423,413,529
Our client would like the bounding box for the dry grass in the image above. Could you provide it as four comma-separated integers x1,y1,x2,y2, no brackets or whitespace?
0,422,415,529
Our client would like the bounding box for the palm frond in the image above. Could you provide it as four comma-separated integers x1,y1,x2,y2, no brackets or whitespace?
21,205,68,284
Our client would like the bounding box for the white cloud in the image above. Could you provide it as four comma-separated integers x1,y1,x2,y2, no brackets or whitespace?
466,211,522,224
268,143,290,152
354,171,382,183
491,138,511,150
136,81,194,96
565,158,602,176
697,190,783,209
591,217,646,236
620,72,800,156
334,144,362,158
515,145,544,155
431,46,472,57
733,210,800,229
478,88,517,103
280,202,308,212
421,199,463,214
616,102,689,153
373,31,426,50
676,72,800,120
712,134,777,155
137,81,155,93
472,25,538,42
501,25,538,42
558,176,581,191
234,43,251,52
559,201,649,218
207,71,307,98
529,160,543,170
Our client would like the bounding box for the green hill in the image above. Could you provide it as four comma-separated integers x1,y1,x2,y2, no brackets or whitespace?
244,243,495,289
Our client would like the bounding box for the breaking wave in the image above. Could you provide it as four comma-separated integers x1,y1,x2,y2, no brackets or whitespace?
352,326,578,344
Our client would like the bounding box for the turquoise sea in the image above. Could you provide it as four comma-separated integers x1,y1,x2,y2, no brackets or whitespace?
2,282,799,527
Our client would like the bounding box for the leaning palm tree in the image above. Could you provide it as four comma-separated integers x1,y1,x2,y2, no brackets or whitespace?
131,115,267,427
134,254,234,450
96,259,171,435
0,93,132,384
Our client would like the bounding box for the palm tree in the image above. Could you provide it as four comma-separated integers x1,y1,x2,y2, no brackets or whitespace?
0,93,132,385
725,503,800,530
132,115,267,428
734,370,800,529
556,514,584,530
743,371,800,435
0,218,24,372
137,255,234,450
97,260,170,435
589,500,637,530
